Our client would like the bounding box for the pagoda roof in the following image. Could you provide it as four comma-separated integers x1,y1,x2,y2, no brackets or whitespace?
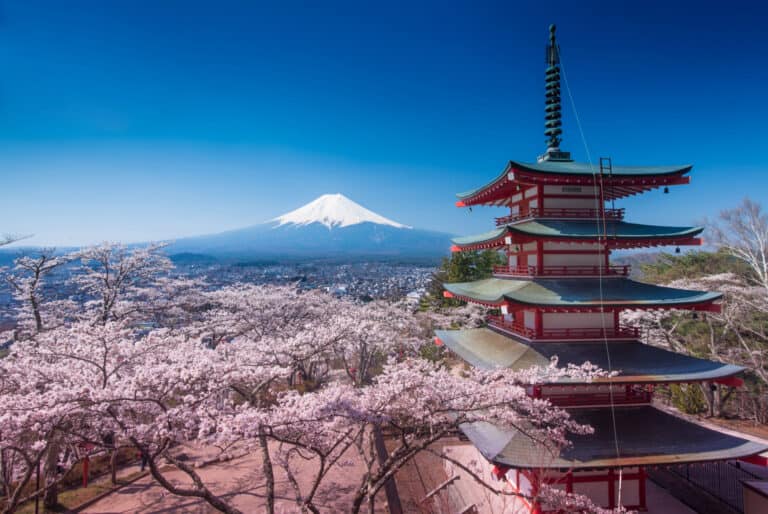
435,328,744,384
463,406,768,470
510,160,691,177
456,160,692,206
443,277,721,309
451,220,703,250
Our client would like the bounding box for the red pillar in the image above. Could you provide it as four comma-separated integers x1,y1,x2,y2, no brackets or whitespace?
536,240,544,272
639,467,647,510
537,184,544,211
535,309,543,339
607,468,615,509
530,470,542,514
82,456,90,488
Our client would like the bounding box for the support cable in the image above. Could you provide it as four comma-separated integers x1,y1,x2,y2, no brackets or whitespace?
559,48,624,508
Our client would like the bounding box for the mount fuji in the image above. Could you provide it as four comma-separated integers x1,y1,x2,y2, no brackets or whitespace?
168,194,452,262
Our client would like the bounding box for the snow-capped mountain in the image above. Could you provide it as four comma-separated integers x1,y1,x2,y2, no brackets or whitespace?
169,194,451,261
273,193,411,229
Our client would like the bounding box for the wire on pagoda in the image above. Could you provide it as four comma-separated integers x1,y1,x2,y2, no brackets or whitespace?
558,31,625,507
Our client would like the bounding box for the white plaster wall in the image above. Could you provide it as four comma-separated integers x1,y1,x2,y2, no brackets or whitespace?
543,312,615,330
527,254,537,266
544,197,598,209
525,186,538,198
543,253,605,266
524,310,536,329
575,481,610,507
614,471,640,506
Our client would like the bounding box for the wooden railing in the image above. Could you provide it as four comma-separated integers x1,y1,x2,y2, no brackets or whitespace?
547,390,653,407
492,264,630,278
486,316,536,338
495,207,625,226
487,315,640,340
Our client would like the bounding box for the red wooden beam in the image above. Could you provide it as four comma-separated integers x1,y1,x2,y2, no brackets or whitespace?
714,376,744,388
491,464,510,480
741,454,768,467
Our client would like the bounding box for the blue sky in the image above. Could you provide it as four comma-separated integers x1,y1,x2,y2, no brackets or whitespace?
1,0,767,246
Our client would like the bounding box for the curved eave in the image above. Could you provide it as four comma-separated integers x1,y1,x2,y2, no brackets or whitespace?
451,223,704,251
462,406,768,470
509,160,692,177
506,221,704,241
456,161,692,207
443,278,722,310
435,328,745,384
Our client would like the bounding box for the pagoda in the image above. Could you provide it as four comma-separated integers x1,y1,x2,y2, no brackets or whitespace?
435,25,768,512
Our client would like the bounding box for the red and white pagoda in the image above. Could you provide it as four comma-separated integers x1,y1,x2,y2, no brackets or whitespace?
435,25,768,512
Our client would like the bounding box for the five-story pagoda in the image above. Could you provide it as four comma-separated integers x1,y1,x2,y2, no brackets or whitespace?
435,25,768,512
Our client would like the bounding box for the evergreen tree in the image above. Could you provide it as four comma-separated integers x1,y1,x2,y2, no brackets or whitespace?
424,250,504,308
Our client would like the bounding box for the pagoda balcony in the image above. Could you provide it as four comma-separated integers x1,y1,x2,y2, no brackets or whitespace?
492,264,631,278
487,315,641,341
544,389,653,408
495,207,625,226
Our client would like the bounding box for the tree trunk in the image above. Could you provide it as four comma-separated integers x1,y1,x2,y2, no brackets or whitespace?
350,491,366,514
42,442,60,509
259,431,275,514
110,450,118,485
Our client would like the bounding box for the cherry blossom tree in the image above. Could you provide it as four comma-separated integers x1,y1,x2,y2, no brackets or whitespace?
4,250,73,336
69,242,173,323
213,358,604,514
0,254,616,514
0,320,237,514
334,300,422,387
0,303,608,514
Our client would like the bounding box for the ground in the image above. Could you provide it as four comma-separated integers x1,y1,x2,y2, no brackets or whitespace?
80,443,387,514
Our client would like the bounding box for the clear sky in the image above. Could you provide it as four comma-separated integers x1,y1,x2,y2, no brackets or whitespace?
2,0,767,246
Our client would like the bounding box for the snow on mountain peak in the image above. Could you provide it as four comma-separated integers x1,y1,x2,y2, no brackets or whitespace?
272,193,411,230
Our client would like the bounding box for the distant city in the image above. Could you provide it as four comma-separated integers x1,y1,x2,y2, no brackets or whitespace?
181,260,434,301
0,259,435,327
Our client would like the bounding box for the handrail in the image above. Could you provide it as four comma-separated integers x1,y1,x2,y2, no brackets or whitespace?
487,315,640,340
492,264,630,277
495,207,625,226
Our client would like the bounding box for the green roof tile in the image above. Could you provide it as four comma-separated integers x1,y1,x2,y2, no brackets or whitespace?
443,277,721,307
457,160,692,200
451,221,703,247
436,328,744,383
462,406,768,469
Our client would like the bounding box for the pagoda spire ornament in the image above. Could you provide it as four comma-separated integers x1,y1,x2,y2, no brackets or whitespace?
540,24,571,162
